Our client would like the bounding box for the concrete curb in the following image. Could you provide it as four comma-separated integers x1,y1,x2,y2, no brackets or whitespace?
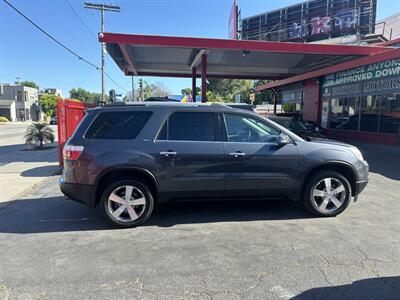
0,168,62,211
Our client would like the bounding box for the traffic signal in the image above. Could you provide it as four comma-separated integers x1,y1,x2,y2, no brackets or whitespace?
109,89,116,102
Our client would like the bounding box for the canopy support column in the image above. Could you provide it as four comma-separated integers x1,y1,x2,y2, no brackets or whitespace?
272,88,278,114
191,67,196,102
201,54,207,103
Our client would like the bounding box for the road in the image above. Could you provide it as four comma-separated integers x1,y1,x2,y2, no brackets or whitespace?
0,122,57,148
0,143,399,299
0,122,59,203
0,123,27,144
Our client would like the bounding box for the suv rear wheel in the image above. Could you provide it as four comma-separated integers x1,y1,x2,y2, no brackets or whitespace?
100,179,154,228
303,170,352,217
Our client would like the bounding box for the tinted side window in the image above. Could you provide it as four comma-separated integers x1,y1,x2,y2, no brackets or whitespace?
160,112,218,141
224,113,280,143
157,120,168,140
85,111,152,139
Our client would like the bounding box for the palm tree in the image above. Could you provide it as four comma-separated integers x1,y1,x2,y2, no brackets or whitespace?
24,123,55,149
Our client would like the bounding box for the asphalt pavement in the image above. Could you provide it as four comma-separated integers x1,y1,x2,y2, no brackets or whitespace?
0,143,399,299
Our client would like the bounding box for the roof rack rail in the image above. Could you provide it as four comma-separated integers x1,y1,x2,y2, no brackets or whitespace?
104,102,127,107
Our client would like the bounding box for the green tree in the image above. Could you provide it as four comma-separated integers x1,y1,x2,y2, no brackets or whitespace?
206,79,253,102
19,81,39,89
40,94,58,117
24,123,55,149
92,93,109,103
254,80,274,105
181,87,201,96
181,88,191,95
69,88,94,103
143,81,171,99
129,81,171,101
69,88,108,103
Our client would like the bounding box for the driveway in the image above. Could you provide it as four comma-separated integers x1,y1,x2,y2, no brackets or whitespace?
0,143,399,299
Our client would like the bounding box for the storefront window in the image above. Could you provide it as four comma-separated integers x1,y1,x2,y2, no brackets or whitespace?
381,94,400,134
329,93,400,134
281,89,303,113
329,97,360,130
360,95,381,132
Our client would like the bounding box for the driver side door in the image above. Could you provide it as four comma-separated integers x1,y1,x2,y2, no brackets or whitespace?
222,113,300,197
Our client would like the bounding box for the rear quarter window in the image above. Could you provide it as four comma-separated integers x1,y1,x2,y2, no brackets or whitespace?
85,111,152,139
157,112,218,141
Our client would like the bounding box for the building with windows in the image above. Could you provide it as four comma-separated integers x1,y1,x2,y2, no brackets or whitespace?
375,12,400,41
239,0,377,44
256,39,400,144
39,88,63,98
0,84,41,121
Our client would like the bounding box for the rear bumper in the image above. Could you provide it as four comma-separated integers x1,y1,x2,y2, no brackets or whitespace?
59,177,97,208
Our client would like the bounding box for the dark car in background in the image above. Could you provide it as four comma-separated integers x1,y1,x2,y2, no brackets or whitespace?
268,113,325,139
49,116,57,125
60,102,368,228
335,113,400,133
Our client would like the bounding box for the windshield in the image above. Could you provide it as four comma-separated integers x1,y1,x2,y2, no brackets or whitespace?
291,118,308,130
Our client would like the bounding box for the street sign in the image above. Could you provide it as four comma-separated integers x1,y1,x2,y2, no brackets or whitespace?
235,94,242,103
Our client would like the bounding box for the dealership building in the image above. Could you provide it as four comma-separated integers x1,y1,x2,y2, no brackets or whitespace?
256,40,400,144
236,0,400,144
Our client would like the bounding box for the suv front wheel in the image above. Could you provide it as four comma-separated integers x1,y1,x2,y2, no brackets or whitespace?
303,170,352,217
100,179,155,228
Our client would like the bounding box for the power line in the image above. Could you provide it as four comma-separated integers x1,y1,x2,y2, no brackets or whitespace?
64,0,98,40
105,72,128,92
2,0,99,70
2,0,128,93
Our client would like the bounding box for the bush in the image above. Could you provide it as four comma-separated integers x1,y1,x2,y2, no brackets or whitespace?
0,116,9,122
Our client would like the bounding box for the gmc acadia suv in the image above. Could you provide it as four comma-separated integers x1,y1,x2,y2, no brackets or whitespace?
60,102,369,228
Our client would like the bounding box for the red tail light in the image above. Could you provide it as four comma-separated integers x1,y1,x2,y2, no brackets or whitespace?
63,145,84,161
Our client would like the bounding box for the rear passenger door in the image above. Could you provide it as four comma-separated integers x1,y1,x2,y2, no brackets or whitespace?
155,111,225,199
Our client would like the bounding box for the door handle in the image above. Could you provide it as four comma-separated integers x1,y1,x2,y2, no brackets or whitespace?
229,152,246,158
160,151,177,157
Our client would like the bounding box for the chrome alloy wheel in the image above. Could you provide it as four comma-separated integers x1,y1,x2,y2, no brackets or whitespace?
107,185,146,223
311,177,346,214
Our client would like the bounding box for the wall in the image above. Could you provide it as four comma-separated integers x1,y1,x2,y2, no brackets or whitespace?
302,79,320,123
375,12,400,40
0,85,39,121
0,101,16,121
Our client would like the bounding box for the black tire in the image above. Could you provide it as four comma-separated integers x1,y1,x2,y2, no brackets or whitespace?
303,170,352,217
100,178,155,228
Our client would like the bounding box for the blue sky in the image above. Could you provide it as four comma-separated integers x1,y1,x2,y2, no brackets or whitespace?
1,0,399,97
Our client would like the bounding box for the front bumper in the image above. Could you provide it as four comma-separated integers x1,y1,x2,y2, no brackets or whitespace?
59,177,97,208
355,180,368,195
353,160,369,200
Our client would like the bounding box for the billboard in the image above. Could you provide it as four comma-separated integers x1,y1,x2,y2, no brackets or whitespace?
240,0,377,43
228,0,238,39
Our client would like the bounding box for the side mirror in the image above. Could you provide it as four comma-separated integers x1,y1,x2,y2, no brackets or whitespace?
278,133,291,146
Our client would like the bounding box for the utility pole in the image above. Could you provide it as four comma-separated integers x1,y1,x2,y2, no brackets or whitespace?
84,2,120,105
141,76,144,101
131,75,135,101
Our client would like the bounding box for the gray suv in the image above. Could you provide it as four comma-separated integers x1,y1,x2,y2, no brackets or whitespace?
60,102,369,227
